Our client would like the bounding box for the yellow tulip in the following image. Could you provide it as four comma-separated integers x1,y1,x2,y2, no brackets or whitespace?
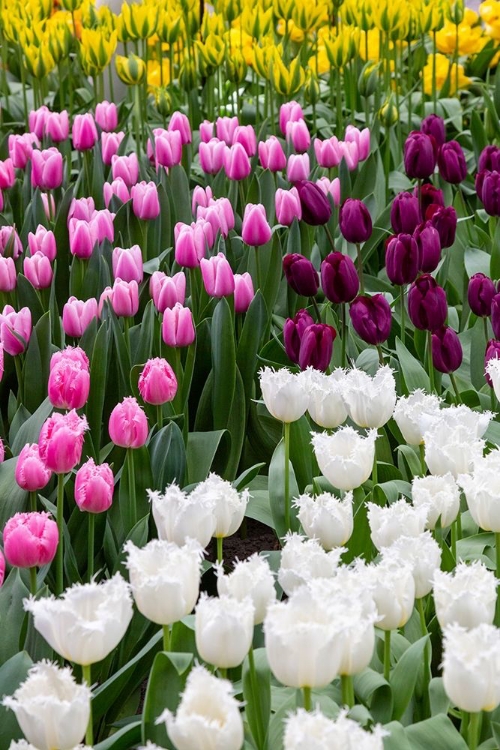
23,43,56,78
271,53,305,95
421,52,471,94
60,0,83,12
480,0,500,39
115,53,147,84
379,94,399,125
324,27,359,68
292,0,329,32
273,0,294,22
252,43,274,78
119,1,159,41
47,20,73,63
158,10,182,44
241,6,274,38
80,28,117,76
435,19,486,55
147,58,171,88
226,47,248,82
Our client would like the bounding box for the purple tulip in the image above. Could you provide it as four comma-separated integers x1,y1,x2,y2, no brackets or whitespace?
476,170,500,216
413,221,442,273
437,141,467,184
391,192,420,234
321,252,359,304
339,199,372,244
283,254,319,297
283,309,315,364
408,274,448,331
404,131,437,179
416,183,445,217
294,181,332,226
491,293,500,339
421,114,446,147
349,294,392,345
431,326,463,373
385,233,419,285
478,145,500,173
468,273,496,317
427,205,457,249
298,324,336,371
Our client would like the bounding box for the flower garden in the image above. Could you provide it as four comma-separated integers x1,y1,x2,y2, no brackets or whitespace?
3,0,500,747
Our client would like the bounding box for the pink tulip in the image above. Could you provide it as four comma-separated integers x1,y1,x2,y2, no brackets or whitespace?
112,245,143,283
276,187,302,225
28,225,57,260
169,111,192,144
8,133,39,169
101,131,125,165
287,153,310,182
224,143,251,180
138,357,178,404
24,251,53,290
314,137,342,168
111,153,139,186
62,296,98,338
216,115,239,145
234,272,254,313
131,181,160,220
0,257,16,292
0,158,15,189
212,197,235,233
339,140,359,171
89,208,115,243
48,358,90,411
162,303,195,347
192,185,213,215
0,306,32,355
74,458,114,513
286,119,310,153
199,139,226,174
72,113,98,151
68,196,95,223
200,252,235,297
108,396,148,448
15,443,52,491
3,511,58,568
69,219,94,259
50,346,89,372
174,223,204,268
279,101,304,135
111,278,139,317
152,127,182,168
38,409,88,473
242,203,272,246
345,125,371,161
98,286,113,316
31,148,63,190
316,177,341,206
233,125,257,157
199,120,214,143
46,110,69,142
104,177,130,207
95,101,118,132
0,549,4,587
29,106,50,139
258,136,287,172
0,226,23,259
0,343,3,381
150,271,186,312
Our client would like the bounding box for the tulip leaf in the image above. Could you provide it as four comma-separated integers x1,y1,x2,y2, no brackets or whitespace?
262,233,283,315
234,462,266,491
236,291,267,406
429,677,450,718
23,311,51,414
16,274,45,325
268,437,300,539
243,648,271,750
186,429,230,485
222,367,246,479
0,569,30,664
404,714,468,749
211,296,236,431
93,720,141,750
391,635,429,721
0,650,33,746
289,415,313,492
131,300,155,366
141,651,193,748
87,321,110,454
382,721,413,750
167,164,192,225
245,490,275,530
0,457,28,528
354,667,393,724
395,338,430,393
149,421,187,489
53,186,74,310
118,448,152,539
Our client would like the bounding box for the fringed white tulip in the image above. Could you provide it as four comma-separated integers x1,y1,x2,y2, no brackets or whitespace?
393,389,441,445
433,561,498,630
148,483,216,549
381,531,441,599
304,368,348,429
423,422,484,478
277,533,344,596
195,593,254,669
411,473,460,529
284,708,387,750
216,553,276,625
294,491,353,550
312,426,377,491
342,365,396,428
259,367,309,423
367,498,427,551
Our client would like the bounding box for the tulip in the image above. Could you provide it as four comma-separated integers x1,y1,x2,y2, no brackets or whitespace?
283,309,315,364
95,100,118,131
479,145,500,172
305,368,348,428
404,131,437,179
162,303,195,347
148,482,216,548
62,296,98,338
31,148,63,191
339,140,360,171
422,403,491,438
48,357,90,410
427,205,457,248
385,233,419,285
200,252,235,297
431,325,463,373
0,157,15,189
314,136,342,168
275,187,302,225
492,295,500,339
242,203,272,246
111,153,139,186
39,410,88,474
343,365,396,428
69,219,94,260
459,448,500,531
3,511,58,568
191,185,213,214
24,252,53,290
15,443,52,492
9,133,39,170
224,142,251,180
0,257,16,292
368,558,415,630
68,197,95,223
46,110,69,143
41,193,56,220
468,273,496,317
24,573,133,665
412,473,460,529
286,119,310,153
284,708,386,749
50,345,89,372
367,498,427,551
277,534,344,596
434,561,497,631
157,665,244,750
421,114,446,146
279,101,304,134
287,153,310,182
312,426,377,491
316,176,341,205
74,458,114,513
108,396,148,448
216,115,239,145
258,135,287,172
190,473,248,539
2,662,91,750
349,294,392,345
28,225,57,261
294,180,332,225
295,491,353,550
101,131,125,165
89,209,114,244
408,274,447,331
112,245,143,283
233,124,257,157
195,593,254,668
152,127,182,168
150,271,186,312
476,170,500,215
345,125,371,161
131,181,160,219
125,538,202,626
381,532,441,599
0,306,32,355
0,225,22,259
321,252,359,304
419,183,445,215
390,191,421,234
259,367,309,423
339,199,372,244
111,278,139,317
216,553,276,625
438,140,467,184
393,390,441,445
413,221,442,273
298,324,336,371
423,421,484,478
283,254,319,297
29,106,50,139
72,113,98,151
199,138,226,174
169,111,192,144
174,223,203,268
138,357,178,405
234,272,254,313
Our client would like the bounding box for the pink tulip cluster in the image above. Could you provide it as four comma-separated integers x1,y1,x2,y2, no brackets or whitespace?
314,126,371,171
68,198,115,259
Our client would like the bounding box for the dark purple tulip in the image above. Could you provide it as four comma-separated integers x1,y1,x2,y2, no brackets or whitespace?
485,339,500,386
478,145,500,173
385,233,419,285
294,181,332,225
408,274,448,331
283,254,319,297
417,183,445,217
426,205,457,248
431,326,463,373
413,221,442,273
349,294,392,345
404,131,437,179
339,199,372,244
468,273,496,317
421,114,446,147
476,170,500,216
391,192,420,234
298,324,336,371
437,141,467,184
320,252,359,304
283,309,315,363
491,293,500,339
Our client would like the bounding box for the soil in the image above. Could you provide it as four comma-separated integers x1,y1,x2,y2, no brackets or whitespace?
206,518,280,568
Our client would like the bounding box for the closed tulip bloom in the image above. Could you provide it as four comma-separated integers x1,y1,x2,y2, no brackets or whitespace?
321,252,359,304
95,100,118,132
492,295,500,339
438,141,467,184
24,252,53,290
162,303,195,347
442,623,500,712
420,403,491,439
216,115,239,145
305,367,348,429
0,225,22,259
259,367,309,423
191,185,213,214
385,233,419,285
200,252,235,297
294,180,331,225
139,357,177,405
434,561,497,630
393,390,441,445
427,204,457,248
350,294,392,345
224,142,251,180
108,396,148,448
343,366,396,429
24,573,133,665
112,245,143,283
199,139,226,174
283,309,315,364
390,192,421,234
39,410,88,473
168,111,192,144
190,473,248,538
339,199,372,244
234,272,254,313
368,558,415,630
9,133,39,170
0,257,17,292
158,665,244,750
431,326,463,373
258,135,287,172
316,176,341,205
15,443,52,492
152,128,182,169
479,145,500,172
408,274,447,331
476,170,500,214
381,532,441,598
48,358,90,410
298,324,336,371
174,224,203,268
195,593,254,668
345,125,371,161
104,176,131,207
314,136,342,168
150,271,186,312
404,131,437,179
3,512,58,568
101,132,125,166
287,153,310,182
312,426,377,491
367,498,428,551
459,448,500,531
421,114,446,146
31,148,63,190
89,209,114,244
277,534,344,596
413,221,442,274
216,553,276,625
111,153,139,186
68,197,95,223
242,203,272,246
284,707,385,750
131,181,160,220
286,119,310,153
69,219,94,260
339,140,360,171
28,225,57,261
424,422,484,478
0,305,32,355
74,458,114,513
279,101,304,134
46,111,69,143
0,157,15,189
468,273,496,317
50,345,89,372
2,662,91,750
419,183,445,215
125,538,202,625
148,483,216,548
412,473,460,529
62,297,98,338
295,491,353,550
233,125,257,157
283,254,318,297
29,106,50,139
275,187,302,225
111,278,139,317
72,113,98,151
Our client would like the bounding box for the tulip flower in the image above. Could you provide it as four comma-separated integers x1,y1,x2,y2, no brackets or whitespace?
316,176,341,205
381,532,441,599
284,708,386,749
408,274,447,331
241,203,272,247
314,136,342,168
200,252,235,297
0,157,14,189
9,133,39,169
108,396,148,449
224,142,251,180
283,309,315,365
74,458,114,514
148,482,217,549
413,221,442,273
312,426,377,491
190,473,248,542
72,113,98,151
233,273,254,313
385,233,419,286
174,223,205,268
28,225,57,261
3,511,58,569
199,138,226,174
69,197,95,223
345,125,371,161
350,294,392,346
479,145,500,172
111,153,139,186
275,187,302,226
216,115,239,144
423,421,484,478
367,558,415,644
39,409,88,475
286,119,310,152
69,219,95,260
169,111,192,144
0,257,16,292
282,254,319,297
103,176,130,207
367,498,428,551
393,390,441,446
259,367,309,424
431,326,463,374
321,252,359,304
390,192,421,234
0,305,32,355
459,448,500,533
95,100,118,131
342,365,397,429
29,106,50,138
233,124,257,156
15,443,52,494
46,110,69,142
195,593,255,668
138,357,178,410
287,153,310,182
412,473,460,529
111,278,139,318
258,135,287,172
48,356,90,411
31,147,63,192
305,368,348,429
421,114,446,146
279,101,304,134
294,180,332,226
101,131,125,165
468,273,496,317
151,127,182,168
131,181,160,220
294,491,353,550
277,534,344,596
112,245,143,283
476,170,500,216
191,185,213,214
427,204,457,248
404,131,437,179
24,252,53,290
438,140,467,183
216,553,276,625
0,225,22,259
434,561,497,631
150,271,186,312
162,303,195,347
339,198,372,244
298,324,336,371
62,297,98,338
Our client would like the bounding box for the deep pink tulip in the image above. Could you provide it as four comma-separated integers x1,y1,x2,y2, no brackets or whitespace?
50,346,89,372
150,271,186,312
15,443,52,492
224,143,251,180
46,110,69,142
138,357,178,405
68,197,95,223
279,101,304,135
95,101,118,132
174,223,204,268
233,125,257,157
0,158,15,189
31,148,63,190
0,257,16,292
169,111,192,144
108,396,148,448
212,197,235,233
9,133,39,169
216,115,239,145
38,409,88,473
258,136,287,172
199,120,214,143
0,306,32,355
286,119,310,153
111,153,139,186
29,106,50,139
162,303,195,347
104,177,131,207
69,219,94,259
199,139,226,174
192,185,213,214
275,187,302,225
316,177,341,206
234,272,254,313
72,113,98,151
344,125,371,161
62,296,98,338
28,225,57,261
111,278,139,317
131,181,160,220
48,358,90,411
3,511,58,568
339,199,372,243
24,251,53,290
200,252,235,297
152,128,182,168
242,203,272,246
0,226,23,259
197,204,226,238
74,458,114,513
287,153,310,182
89,208,115,244
314,137,342,168
112,245,143,283
101,131,125,165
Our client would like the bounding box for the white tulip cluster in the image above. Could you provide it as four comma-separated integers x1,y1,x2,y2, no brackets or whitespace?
459,449,500,532
411,473,461,529
284,708,386,750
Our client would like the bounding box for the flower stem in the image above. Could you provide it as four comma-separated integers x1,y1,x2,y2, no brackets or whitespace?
127,448,137,530
341,303,347,368
341,674,354,708
29,567,37,596
163,624,170,652
419,443,426,476
324,224,336,252
284,421,291,531
217,536,223,564
56,473,65,596
468,711,480,750
384,630,391,682
254,246,262,292
355,243,364,294
30,491,37,512
14,355,23,405
496,532,500,581
82,664,93,746
248,647,266,750
427,330,435,394
87,513,95,583
303,686,312,711
451,518,457,562
157,404,163,432
449,373,461,404
400,287,405,348
417,596,431,718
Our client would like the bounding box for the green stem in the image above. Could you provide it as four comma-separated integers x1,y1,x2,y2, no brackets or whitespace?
163,624,170,651
82,664,93,746
355,243,364,293
29,567,37,596
400,287,405,348
284,421,291,531
376,345,384,366
384,630,391,682
303,686,312,711
496,532,500,581
418,596,431,718
217,536,223,564
30,491,37,512
56,473,65,595
123,316,131,358
451,518,457,562
248,647,266,749
157,404,163,432
14,355,23,405
255,246,262,292
219,667,227,679
427,330,435,394
419,443,426,476
468,711,480,750
341,674,354,708
341,303,347,368
449,372,461,404
87,513,95,583
311,297,321,323
127,448,137,530
324,224,336,252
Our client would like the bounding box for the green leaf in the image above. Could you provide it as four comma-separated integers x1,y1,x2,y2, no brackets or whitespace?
93,721,141,750
233,463,266,491
23,311,52,414
16,275,44,325
87,322,110,455
404,714,468,749
0,569,30,663
429,677,450,717
131,300,155,366
211,297,236,430
149,421,187,489
141,651,193,748
354,668,393,724
242,648,271,750
383,721,413,750
246,490,275,529
168,165,192,225
186,430,230,485
236,291,267,406
0,651,33,747
223,367,246,479
268,437,300,538
289,415,313,492
11,397,52,456
395,338,430,393
0,458,28,528
118,448,152,538
391,635,429,720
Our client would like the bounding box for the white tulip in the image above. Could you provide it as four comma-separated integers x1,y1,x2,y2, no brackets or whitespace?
442,623,500,712
420,403,493,439
459,449,500,532
367,498,427,551
342,365,396,428
433,561,498,629
393,390,441,445
411,473,460,529
277,533,344,596
381,532,442,598
423,422,484,478
284,708,386,750
486,358,500,402
312,426,377,491
195,593,254,668
2,662,91,750
23,574,133,665
259,367,309,423
148,483,216,548
304,367,348,428
367,558,415,630
264,586,342,688
294,491,353,550
157,665,244,750
124,538,203,625
216,553,276,625
189,473,248,538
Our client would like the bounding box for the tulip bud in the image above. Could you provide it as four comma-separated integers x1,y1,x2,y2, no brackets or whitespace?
259,367,309,423
294,491,353,550
0,225,22,259
31,148,63,190
109,396,148,448
421,114,446,147
312,425,377,491
321,252,359,304
476,170,500,215
379,95,399,127
275,187,302,225
74,458,114,513
138,357,177,405
294,180,332,225
191,185,213,215
431,326,463,373
316,176,341,205
101,131,125,165
479,145,500,172
150,271,186,312
15,443,52,492
437,140,467,184
224,142,251,180
46,111,69,143
349,294,392,345
241,203,272,246
404,131,437,179
131,181,160,220
3,511,58,568
390,192,420,234
283,309,315,364
286,119,310,153
162,303,195,347
110,278,139,318
115,53,146,85
199,138,226,174
408,274,448,331
314,136,342,168
339,199,372,243
28,225,57,261
418,183,445,216
24,251,53,290
39,410,88,473
151,127,182,169
368,558,415,630
385,233,419,285
298,324,336,371
48,356,90,410
433,561,497,630
0,305,32,355
413,221,442,273
72,113,98,151
233,124,257,157
62,296,98,338
279,101,304,134
287,153,310,182
68,197,95,223
0,158,14,189
343,365,396,429
258,135,287,172
468,273,496,317
149,482,216,548
95,100,118,132
0,257,17,292
427,205,457,248
195,593,254,668
200,252,235,297
111,153,139,187
412,473,460,529
234,272,254,314
9,133,39,170
68,219,94,260
112,245,143,283
304,368,348,429
283,254,319,297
